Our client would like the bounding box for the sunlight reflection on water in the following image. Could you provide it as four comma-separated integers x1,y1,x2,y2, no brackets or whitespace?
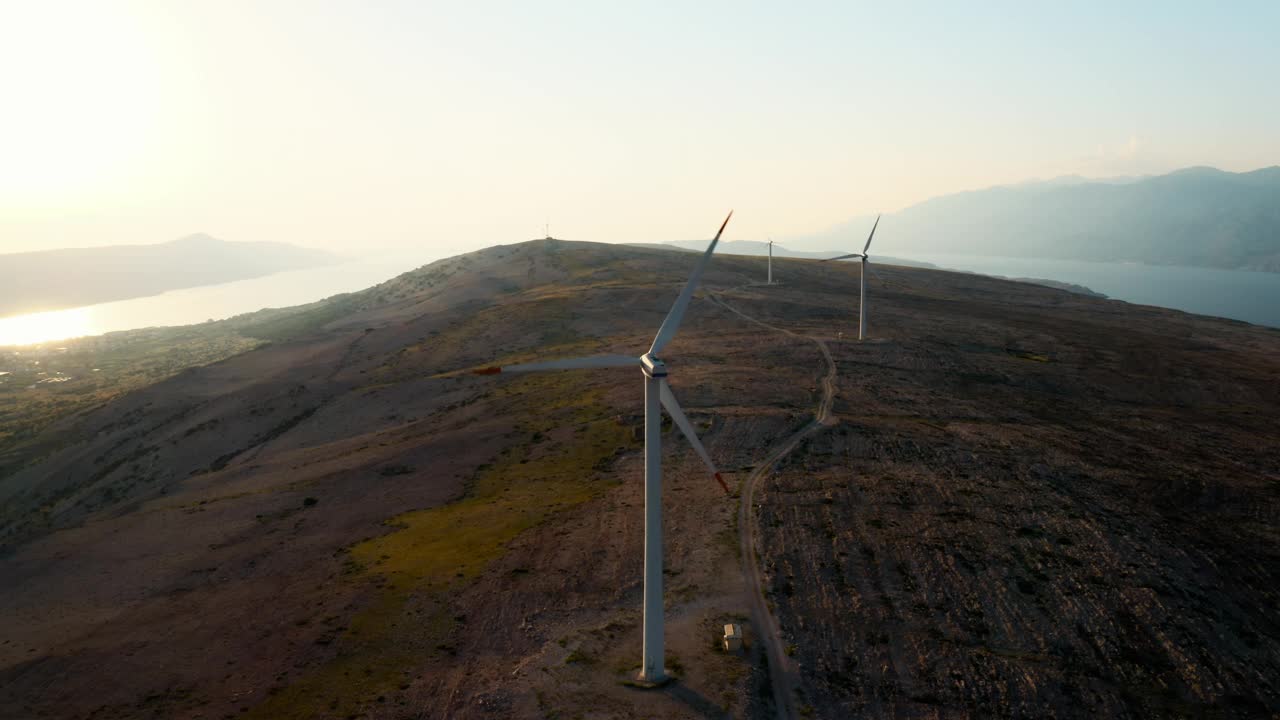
0,307,95,346
0,251,444,346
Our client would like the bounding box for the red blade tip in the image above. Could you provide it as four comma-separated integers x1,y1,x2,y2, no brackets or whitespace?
473,366,502,375
715,211,733,239
715,472,729,494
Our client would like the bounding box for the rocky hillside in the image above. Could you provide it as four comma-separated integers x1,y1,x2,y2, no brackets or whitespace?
1,240,1276,719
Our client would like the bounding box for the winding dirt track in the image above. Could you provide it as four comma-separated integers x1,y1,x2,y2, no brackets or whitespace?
707,291,838,720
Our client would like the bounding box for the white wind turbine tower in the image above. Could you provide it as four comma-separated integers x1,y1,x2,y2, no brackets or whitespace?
473,212,733,683
767,238,774,284
824,215,880,340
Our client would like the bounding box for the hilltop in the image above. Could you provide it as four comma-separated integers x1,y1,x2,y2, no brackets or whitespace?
794,166,1280,272
0,234,339,318
650,240,1106,298
1,240,1277,718
649,239,940,270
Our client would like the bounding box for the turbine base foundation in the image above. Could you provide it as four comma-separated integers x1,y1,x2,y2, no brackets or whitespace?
629,670,673,688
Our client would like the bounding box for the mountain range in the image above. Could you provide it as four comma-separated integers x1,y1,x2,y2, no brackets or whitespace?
788,166,1280,271
0,234,338,318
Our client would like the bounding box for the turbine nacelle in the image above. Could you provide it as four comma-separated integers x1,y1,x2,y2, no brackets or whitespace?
640,354,668,378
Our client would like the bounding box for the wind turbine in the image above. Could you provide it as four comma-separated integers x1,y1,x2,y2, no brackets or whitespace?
473,212,733,683
824,215,880,340
767,238,773,285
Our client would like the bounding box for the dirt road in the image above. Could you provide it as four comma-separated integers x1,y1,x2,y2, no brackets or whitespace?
708,291,838,720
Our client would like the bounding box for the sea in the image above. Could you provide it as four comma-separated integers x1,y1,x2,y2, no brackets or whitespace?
0,250,447,347
889,253,1280,330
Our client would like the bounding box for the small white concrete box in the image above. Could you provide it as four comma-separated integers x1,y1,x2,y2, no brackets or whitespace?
723,623,743,651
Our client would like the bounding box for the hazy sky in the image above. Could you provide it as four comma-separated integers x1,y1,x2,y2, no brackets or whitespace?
2,1,1277,254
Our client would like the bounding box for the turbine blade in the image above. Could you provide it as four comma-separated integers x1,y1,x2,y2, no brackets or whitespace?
648,211,732,356
823,253,864,262
472,354,637,374
659,379,729,494
862,214,881,254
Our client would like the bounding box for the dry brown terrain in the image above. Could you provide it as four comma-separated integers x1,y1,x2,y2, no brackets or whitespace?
1,239,1277,719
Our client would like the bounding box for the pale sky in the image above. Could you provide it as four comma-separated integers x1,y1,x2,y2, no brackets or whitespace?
1,0,1277,254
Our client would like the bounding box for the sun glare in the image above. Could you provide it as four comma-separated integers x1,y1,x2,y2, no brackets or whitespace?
0,307,96,347
0,4,160,206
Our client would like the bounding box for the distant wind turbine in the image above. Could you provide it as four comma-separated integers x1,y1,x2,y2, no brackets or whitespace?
474,212,734,683
823,215,880,340
767,238,774,284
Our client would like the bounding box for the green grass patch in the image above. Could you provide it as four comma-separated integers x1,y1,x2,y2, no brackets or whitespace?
1006,349,1051,363
248,384,634,719
564,649,593,665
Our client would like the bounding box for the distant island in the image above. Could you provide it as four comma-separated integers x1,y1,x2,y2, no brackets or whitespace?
0,234,339,318
790,166,1280,273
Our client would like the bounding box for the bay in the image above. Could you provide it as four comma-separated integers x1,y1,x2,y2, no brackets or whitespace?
890,252,1280,329
0,250,445,346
